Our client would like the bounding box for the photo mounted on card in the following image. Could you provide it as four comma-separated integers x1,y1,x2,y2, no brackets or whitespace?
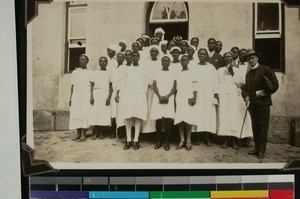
25,0,300,171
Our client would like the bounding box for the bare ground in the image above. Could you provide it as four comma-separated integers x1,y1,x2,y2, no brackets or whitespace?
33,130,300,164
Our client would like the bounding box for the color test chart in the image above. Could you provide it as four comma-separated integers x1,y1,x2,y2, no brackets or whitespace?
29,175,294,199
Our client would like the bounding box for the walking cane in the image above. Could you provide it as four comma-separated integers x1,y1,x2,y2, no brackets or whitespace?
236,101,250,155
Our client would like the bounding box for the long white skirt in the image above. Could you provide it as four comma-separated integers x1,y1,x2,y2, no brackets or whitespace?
88,89,111,126
116,90,125,128
121,90,147,121
194,91,217,133
69,87,91,130
217,93,252,138
150,94,175,120
141,87,156,133
174,91,197,126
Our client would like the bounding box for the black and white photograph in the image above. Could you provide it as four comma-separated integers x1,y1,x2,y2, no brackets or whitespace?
26,0,300,169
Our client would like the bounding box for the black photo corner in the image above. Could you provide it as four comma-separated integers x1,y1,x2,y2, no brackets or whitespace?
15,0,300,198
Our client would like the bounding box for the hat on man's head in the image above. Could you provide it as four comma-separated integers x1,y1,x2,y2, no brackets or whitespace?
245,49,261,58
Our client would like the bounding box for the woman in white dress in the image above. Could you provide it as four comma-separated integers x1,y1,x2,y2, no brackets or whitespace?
150,37,160,46
217,52,252,149
116,51,149,150
192,48,219,146
115,50,133,139
118,40,127,53
88,56,113,139
69,54,94,141
187,45,197,66
151,55,176,151
110,52,126,138
154,27,165,41
141,47,161,134
174,55,198,151
179,40,189,55
169,47,182,75
159,40,169,56
167,40,176,52
106,45,121,138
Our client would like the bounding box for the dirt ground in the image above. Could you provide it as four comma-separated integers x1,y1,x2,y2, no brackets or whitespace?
33,130,300,164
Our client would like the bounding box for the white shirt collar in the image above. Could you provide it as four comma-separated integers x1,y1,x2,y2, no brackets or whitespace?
250,63,259,70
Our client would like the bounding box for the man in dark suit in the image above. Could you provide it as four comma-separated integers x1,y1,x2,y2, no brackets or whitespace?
243,49,279,159
206,38,223,70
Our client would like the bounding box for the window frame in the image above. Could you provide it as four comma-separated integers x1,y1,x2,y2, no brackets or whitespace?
255,2,282,36
253,2,285,73
64,2,87,74
149,1,188,24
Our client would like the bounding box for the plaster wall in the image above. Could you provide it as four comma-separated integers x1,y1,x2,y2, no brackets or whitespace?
189,2,253,53
281,7,300,117
31,2,65,110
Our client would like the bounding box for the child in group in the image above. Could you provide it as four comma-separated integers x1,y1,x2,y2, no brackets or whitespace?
88,56,113,139
151,55,176,150
115,51,149,150
69,54,94,141
174,55,198,151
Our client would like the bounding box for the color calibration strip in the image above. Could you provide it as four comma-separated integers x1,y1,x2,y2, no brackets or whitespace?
29,175,294,199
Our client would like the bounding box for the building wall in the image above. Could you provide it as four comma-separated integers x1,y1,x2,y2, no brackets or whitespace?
30,2,300,144
86,2,147,69
189,2,253,52
31,2,65,111
284,7,300,117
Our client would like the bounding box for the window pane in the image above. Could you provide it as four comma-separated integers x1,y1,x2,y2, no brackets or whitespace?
70,13,86,38
170,2,187,19
255,38,282,70
257,3,279,31
151,2,168,20
68,47,86,72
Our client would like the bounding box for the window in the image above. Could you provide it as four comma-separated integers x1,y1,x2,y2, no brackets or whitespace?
65,2,87,73
150,2,188,23
147,2,189,41
254,3,284,72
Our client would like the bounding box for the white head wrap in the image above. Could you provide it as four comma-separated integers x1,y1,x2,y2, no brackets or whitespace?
161,54,172,61
170,46,182,53
154,27,165,40
150,37,160,45
132,41,142,48
107,44,121,53
159,40,168,46
181,40,189,45
119,40,127,46
149,46,159,53
141,34,151,41
188,45,197,52
154,27,165,35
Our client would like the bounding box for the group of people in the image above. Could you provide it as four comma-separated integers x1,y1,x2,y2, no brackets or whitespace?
68,28,279,159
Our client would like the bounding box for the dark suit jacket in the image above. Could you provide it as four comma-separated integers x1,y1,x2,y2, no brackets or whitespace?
206,51,223,70
243,64,279,107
